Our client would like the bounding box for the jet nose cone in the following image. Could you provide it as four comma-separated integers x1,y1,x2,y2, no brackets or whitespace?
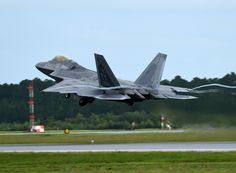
35,62,51,74
35,62,46,69
35,61,54,75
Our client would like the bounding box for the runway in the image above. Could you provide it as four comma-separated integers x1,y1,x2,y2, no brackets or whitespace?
0,142,236,152
0,129,184,135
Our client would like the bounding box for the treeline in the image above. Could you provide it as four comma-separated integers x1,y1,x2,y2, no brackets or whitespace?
0,72,236,130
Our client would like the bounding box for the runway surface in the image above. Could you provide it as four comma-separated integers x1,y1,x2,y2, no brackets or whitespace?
0,129,184,135
0,142,236,152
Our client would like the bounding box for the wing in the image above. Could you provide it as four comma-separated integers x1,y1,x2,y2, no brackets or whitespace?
43,79,103,97
43,79,130,100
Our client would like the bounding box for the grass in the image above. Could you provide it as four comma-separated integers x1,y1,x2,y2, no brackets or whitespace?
0,128,236,144
1,129,235,172
0,152,236,173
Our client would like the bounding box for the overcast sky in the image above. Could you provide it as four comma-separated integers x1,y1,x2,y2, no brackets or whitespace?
0,0,236,84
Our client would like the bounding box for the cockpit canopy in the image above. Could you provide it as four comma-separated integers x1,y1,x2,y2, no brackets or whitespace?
53,55,69,62
36,55,81,71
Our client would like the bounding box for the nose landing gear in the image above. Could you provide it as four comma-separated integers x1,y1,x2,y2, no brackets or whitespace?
65,93,71,99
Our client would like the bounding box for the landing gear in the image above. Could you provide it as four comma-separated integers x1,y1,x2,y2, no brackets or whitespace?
79,98,87,106
79,97,95,106
65,93,71,99
126,100,134,106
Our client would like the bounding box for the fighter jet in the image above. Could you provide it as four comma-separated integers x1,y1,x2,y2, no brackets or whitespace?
36,53,236,106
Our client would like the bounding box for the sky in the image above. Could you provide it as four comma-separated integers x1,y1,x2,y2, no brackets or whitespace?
0,0,236,84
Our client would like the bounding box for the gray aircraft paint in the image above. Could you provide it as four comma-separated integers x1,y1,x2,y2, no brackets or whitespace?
135,53,166,89
36,53,236,106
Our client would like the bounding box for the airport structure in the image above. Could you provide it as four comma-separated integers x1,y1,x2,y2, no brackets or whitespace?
27,81,35,130
27,81,45,133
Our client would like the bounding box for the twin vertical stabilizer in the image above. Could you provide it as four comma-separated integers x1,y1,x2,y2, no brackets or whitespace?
135,53,167,89
94,53,167,89
94,54,120,87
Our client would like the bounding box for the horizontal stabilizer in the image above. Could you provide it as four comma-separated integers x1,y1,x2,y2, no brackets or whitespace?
164,94,197,100
150,93,167,99
95,53,120,87
171,86,190,93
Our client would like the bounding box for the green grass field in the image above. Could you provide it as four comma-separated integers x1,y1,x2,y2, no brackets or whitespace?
0,152,236,173
1,129,236,173
0,129,236,144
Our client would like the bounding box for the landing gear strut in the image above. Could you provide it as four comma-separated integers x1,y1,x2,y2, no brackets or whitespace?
126,100,134,106
65,93,71,99
79,97,95,106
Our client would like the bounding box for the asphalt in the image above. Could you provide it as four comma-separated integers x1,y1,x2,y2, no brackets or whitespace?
0,142,236,152
0,129,184,135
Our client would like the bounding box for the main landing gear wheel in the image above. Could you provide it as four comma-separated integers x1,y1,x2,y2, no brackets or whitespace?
65,94,71,99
